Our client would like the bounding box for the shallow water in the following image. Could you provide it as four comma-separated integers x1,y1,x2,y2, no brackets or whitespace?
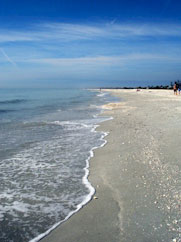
0,88,117,242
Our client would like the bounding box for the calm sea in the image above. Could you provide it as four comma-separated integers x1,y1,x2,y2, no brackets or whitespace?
0,88,117,242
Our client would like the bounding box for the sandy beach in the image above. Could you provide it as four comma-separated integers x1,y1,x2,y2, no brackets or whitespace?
41,89,180,242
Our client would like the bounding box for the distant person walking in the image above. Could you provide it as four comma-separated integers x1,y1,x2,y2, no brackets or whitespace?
178,83,181,95
173,82,178,95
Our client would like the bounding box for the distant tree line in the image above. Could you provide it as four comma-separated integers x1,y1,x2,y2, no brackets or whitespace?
100,81,181,90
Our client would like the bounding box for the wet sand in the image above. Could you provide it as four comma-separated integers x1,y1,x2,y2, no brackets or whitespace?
41,89,180,242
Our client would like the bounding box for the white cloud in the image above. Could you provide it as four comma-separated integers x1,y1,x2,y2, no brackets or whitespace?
29,53,179,67
0,21,181,85
40,22,181,40
0,22,181,43
0,31,36,43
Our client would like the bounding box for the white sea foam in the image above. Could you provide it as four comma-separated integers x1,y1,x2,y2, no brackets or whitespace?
97,92,107,97
89,104,102,109
12,201,29,213
29,115,113,242
48,120,93,130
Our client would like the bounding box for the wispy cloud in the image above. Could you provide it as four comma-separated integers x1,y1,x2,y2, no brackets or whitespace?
0,31,36,43
1,21,181,85
0,22,181,43
29,53,180,67
31,22,181,40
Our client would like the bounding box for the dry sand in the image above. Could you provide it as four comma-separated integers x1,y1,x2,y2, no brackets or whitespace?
41,89,180,242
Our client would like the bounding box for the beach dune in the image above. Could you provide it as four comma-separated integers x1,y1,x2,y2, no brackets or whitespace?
41,89,180,242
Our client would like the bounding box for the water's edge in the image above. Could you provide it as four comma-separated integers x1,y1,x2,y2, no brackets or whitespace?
29,113,114,242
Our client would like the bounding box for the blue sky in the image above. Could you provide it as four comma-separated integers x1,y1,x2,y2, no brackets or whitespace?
0,0,181,87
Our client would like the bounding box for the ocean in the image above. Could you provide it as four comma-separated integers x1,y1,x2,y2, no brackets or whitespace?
0,88,117,242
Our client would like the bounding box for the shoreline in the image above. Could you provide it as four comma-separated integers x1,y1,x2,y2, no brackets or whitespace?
30,100,114,242
41,89,180,242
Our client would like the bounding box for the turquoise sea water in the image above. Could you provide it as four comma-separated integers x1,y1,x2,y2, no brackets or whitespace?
0,88,117,242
